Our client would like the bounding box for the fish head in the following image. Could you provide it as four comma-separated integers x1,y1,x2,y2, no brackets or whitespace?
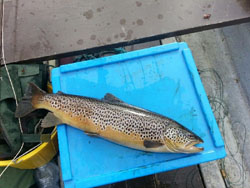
163,125,204,153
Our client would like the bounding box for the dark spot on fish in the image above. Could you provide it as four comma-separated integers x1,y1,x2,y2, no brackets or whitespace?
30,12,35,16
97,7,102,12
74,29,77,32
132,21,135,25
21,3,24,7
136,19,144,26
77,39,84,45
107,22,111,26
120,33,125,38
53,15,57,18
157,14,163,20
106,37,111,42
143,140,164,148
207,4,211,8
90,35,96,40
83,10,94,19
55,33,59,37
120,18,126,25
136,1,142,7
65,18,68,22
114,34,119,39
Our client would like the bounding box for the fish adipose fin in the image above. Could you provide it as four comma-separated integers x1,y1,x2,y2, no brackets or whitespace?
41,112,63,128
56,91,64,95
143,140,164,148
15,83,46,118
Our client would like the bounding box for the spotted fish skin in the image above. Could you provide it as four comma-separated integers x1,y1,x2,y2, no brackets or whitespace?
16,83,204,153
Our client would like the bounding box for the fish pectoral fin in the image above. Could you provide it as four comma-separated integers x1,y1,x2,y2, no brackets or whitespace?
84,131,99,137
143,140,164,148
102,93,125,104
41,112,63,128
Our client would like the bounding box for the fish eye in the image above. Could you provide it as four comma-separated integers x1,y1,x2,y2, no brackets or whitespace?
187,134,196,139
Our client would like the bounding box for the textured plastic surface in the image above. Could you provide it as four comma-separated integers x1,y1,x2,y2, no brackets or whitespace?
52,42,226,188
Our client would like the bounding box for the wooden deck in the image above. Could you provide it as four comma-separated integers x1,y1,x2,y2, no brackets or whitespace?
1,0,250,64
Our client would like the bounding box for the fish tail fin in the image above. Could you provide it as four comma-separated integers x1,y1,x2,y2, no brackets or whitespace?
15,83,46,118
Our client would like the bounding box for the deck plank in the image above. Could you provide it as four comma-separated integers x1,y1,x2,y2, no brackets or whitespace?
1,0,250,64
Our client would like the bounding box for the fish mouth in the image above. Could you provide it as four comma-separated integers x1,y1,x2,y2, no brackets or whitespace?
184,140,204,153
189,134,204,144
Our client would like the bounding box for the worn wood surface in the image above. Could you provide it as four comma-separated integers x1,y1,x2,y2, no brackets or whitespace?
1,0,250,64
222,24,250,106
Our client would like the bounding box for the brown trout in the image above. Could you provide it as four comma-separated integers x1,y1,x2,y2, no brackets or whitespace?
15,83,203,153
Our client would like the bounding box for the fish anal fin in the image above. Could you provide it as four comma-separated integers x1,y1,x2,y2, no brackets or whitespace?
41,112,63,128
143,140,164,148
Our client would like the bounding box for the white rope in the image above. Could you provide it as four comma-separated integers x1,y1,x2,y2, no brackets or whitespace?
0,0,24,178
14,143,41,161
0,143,24,177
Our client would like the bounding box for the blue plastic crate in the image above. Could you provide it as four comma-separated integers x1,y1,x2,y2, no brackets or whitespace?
52,42,226,188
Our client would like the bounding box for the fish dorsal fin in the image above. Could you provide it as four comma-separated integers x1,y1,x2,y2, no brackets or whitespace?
41,112,63,128
102,93,151,113
102,93,125,104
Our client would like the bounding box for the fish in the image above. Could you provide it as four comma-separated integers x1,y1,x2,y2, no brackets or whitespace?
15,83,204,153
